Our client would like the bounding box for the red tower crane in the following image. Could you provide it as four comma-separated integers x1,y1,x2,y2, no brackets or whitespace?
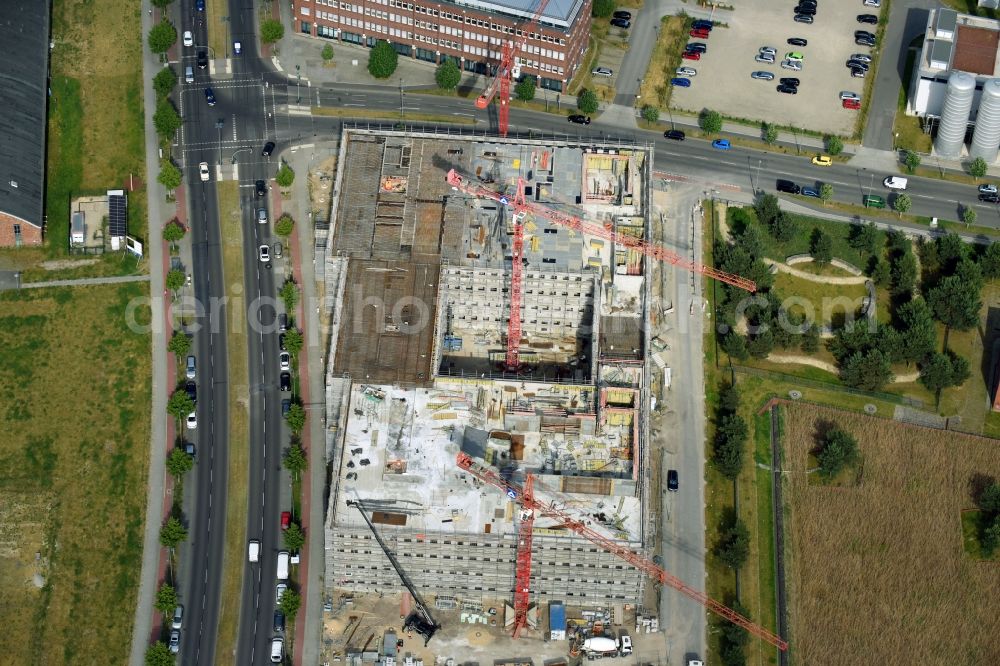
456,452,789,651
474,0,551,137
511,474,535,638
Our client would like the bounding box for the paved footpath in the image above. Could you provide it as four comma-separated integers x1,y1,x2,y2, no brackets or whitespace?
22,274,150,289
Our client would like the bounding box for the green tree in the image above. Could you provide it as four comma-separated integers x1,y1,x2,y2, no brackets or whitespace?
819,183,833,204
155,582,178,615
148,20,177,55
321,44,335,62
849,222,878,256
145,642,174,666
982,518,1000,556
716,519,750,569
159,516,188,549
801,323,820,353
274,214,294,237
284,443,308,480
283,327,304,357
152,0,176,8
870,258,891,288
896,298,937,364
714,414,747,479
275,163,295,188
166,446,194,478
700,109,723,134
719,384,741,415
904,151,921,174
153,66,177,99
721,332,749,360
592,0,615,17
514,77,536,102
964,206,978,228
260,18,285,44
368,40,398,79
167,330,191,356
840,349,894,391
280,279,300,314
166,269,186,292
167,390,195,420
435,59,461,90
158,160,182,191
746,330,774,359
641,105,660,124
890,252,918,296
163,219,186,244
979,483,1000,513
753,193,781,228
919,352,961,393
970,156,988,180
927,275,982,331
817,428,859,479
893,192,911,217
979,242,1000,280
283,522,306,552
762,122,778,145
577,89,599,114
279,588,302,621
825,135,844,156
285,403,307,434
153,100,182,138
770,211,797,242
810,228,833,264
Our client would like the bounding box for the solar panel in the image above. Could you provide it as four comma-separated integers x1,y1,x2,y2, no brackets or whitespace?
108,189,127,238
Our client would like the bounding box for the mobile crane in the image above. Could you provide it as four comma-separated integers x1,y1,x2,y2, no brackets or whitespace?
348,500,441,645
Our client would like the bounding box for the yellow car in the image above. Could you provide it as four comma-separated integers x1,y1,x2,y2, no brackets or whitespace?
812,155,833,166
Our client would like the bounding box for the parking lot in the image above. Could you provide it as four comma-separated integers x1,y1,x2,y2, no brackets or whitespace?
667,0,880,136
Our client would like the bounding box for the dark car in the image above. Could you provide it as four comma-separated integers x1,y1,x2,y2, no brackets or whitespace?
850,67,866,78
692,19,713,30
279,313,288,332
856,36,876,47
857,14,878,24
197,49,208,69
610,18,631,29
802,186,820,198
780,77,800,87
847,59,870,71
255,179,266,197
184,442,196,457
855,30,876,40
685,42,707,53
794,14,814,24
282,398,291,416
787,37,808,46
196,0,205,10
613,10,632,20
279,333,286,350
776,179,800,194
777,84,798,95
204,87,216,106
667,470,679,492
185,381,197,403
262,141,275,157
664,129,686,141
794,5,816,15
567,114,591,124
273,611,285,633
979,192,1000,203
280,372,291,392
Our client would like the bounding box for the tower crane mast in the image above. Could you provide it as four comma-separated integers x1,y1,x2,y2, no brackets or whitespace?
456,453,788,651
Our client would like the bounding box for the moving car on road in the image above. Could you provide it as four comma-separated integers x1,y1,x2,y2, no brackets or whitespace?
979,192,1000,203
663,129,685,141
199,162,210,182
255,179,266,196
567,114,591,124
259,244,271,263
183,31,193,47
979,183,998,194
667,470,679,491
262,141,275,156
234,41,242,55
712,139,731,150
812,155,833,166
204,88,216,106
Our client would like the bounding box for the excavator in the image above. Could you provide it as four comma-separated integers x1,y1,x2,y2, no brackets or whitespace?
347,500,441,645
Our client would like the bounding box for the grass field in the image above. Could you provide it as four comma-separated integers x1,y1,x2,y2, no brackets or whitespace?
781,403,1000,664
213,182,251,663
638,16,690,109
0,283,151,665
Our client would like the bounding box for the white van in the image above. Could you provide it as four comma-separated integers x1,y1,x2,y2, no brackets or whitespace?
883,176,908,190
618,633,632,655
276,551,289,580
185,66,194,84
248,539,260,563
270,637,283,663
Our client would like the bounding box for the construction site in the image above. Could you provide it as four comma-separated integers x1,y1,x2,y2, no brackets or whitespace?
320,128,660,663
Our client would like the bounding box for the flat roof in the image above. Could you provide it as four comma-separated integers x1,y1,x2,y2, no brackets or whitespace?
0,0,49,229
449,0,586,28
954,25,1000,75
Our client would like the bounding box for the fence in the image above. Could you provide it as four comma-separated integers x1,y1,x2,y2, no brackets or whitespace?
732,364,924,408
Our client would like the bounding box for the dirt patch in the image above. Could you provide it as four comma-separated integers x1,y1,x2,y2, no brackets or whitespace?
38,258,101,272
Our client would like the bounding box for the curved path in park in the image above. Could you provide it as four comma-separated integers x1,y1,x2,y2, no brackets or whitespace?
764,259,868,285
767,353,921,383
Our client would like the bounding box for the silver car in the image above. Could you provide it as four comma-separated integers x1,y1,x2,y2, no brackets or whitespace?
751,71,775,81
675,67,697,77
591,66,613,77
781,59,803,71
850,53,873,63
755,53,775,64
759,46,777,56
839,91,861,101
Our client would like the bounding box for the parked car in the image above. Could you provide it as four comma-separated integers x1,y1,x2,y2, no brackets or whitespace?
169,630,180,654
712,139,731,150
279,333,286,350
685,43,707,53
280,372,291,392
787,37,808,46
184,442,196,457
276,583,287,603
186,355,196,379
786,51,804,61
777,84,798,95
670,77,691,87
755,54,775,64
274,611,286,633
850,67,866,78
663,129,686,141
843,98,861,109
979,192,1000,203
667,470,679,491
851,53,873,63
183,30,193,47
613,10,632,20
204,88,216,106
864,0,881,6
676,67,697,77
978,183,998,194
281,511,292,530
271,638,283,664
855,30,876,40
567,114,591,124
857,14,878,24
259,244,270,263
847,59,870,71
759,46,777,56
280,351,290,370
282,398,291,416
199,162,210,182
856,35,876,47
812,155,833,166
610,18,630,29
172,606,184,630
780,77,800,87
195,0,205,10
591,66,613,77
682,51,701,61
690,28,710,39
781,59,803,71
794,5,816,16
751,71,775,81
255,179,266,196
794,14,814,24
777,179,801,195
692,19,714,30
262,141,275,156
802,186,820,198
186,412,197,430
274,241,282,259
840,91,861,101
185,381,196,403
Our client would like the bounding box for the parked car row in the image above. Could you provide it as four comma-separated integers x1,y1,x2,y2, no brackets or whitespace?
792,0,816,24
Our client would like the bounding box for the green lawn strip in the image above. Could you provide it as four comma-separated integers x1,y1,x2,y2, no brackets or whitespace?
45,76,85,256
895,48,932,154
752,411,779,664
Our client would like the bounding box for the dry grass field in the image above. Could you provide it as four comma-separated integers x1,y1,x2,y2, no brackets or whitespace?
0,283,151,665
782,403,1000,665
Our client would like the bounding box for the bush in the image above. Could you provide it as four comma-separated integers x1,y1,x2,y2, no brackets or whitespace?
153,66,177,99
515,77,536,102
817,428,859,479
260,18,284,44
825,135,844,156
321,44,335,62
700,109,723,134
641,105,660,123
577,89,598,114
762,122,777,144
368,40,398,79
904,150,921,174
970,156,988,180
274,214,294,237
148,20,177,54
275,163,295,188
435,59,461,90
592,0,615,17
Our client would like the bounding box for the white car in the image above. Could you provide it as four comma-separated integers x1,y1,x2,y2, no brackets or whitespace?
979,183,998,194
186,412,197,430
840,91,861,101
183,31,193,47
169,630,180,654
257,208,268,224
199,162,210,182
270,637,284,663
279,351,290,370
172,605,184,630
234,41,242,55
759,46,777,56
259,244,271,263
864,0,881,6
276,583,287,603
248,539,260,562
591,66,613,77
675,67,697,77
781,59,803,71
755,54,775,64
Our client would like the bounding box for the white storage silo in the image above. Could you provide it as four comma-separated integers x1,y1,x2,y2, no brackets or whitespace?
935,71,976,158
971,79,1000,163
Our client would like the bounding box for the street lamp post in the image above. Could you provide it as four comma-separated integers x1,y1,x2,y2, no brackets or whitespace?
231,147,252,164
215,118,224,165
296,64,301,104
399,78,404,119
756,159,762,194
222,16,230,58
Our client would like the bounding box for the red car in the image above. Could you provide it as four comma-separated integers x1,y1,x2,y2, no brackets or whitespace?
690,28,710,38
682,51,701,61
280,511,291,530
842,98,861,109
